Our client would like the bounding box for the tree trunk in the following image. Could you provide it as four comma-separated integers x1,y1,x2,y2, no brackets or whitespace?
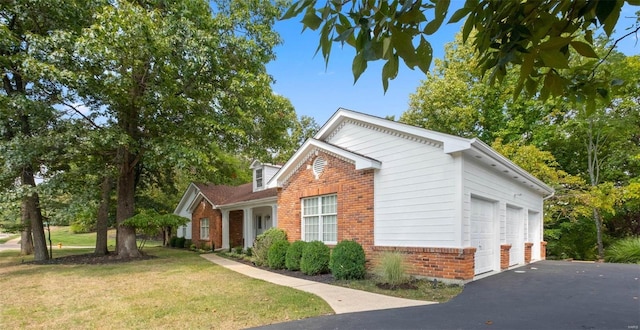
163,226,171,246
116,147,140,258
20,217,33,256
20,168,49,261
594,208,604,260
95,176,112,256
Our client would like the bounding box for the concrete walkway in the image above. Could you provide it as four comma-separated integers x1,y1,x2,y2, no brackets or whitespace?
200,254,436,314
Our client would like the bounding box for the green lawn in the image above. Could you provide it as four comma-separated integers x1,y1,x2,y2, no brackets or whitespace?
0,247,333,329
48,226,117,246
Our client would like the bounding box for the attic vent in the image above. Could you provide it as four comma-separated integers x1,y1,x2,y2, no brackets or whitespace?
312,156,326,178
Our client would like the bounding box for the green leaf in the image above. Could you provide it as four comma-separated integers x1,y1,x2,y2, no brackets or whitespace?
416,37,432,74
352,52,367,84
570,41,599,58
538,37,571,50
391,25,417,68
381,55,398,92
448,7,471,23
302,9,322,30
462,11,474,42
539,50,569,68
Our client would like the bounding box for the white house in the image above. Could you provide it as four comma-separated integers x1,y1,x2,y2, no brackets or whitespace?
268,108,554,282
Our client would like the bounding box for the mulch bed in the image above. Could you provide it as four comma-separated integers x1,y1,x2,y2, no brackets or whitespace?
226,255,336,285
26,253,156,265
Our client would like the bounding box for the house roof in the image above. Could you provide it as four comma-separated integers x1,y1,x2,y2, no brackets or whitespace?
269,108,554,196
192,182,277,208
267,138,382,188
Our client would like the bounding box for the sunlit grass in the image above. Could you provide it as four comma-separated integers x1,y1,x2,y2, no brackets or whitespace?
0,247,333,329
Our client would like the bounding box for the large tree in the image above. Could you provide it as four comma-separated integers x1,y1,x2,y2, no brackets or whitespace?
283,0,638,110
64,0,294,257
0,0,103,260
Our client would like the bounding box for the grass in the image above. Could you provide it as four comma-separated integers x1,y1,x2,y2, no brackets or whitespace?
47,226,116,246
0,247,333,329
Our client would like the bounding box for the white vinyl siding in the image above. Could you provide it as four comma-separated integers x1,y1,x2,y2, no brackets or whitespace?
302,195,337,243
327,122,458,247
200,218,209,240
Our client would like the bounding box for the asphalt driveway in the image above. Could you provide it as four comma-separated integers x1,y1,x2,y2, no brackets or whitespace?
257,261,640,330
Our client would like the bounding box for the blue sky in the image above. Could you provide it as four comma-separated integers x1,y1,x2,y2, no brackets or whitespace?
266,4,639,125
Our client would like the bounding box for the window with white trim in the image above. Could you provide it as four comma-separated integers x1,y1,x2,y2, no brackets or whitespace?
302,194,337,243
200,218,209,240
256,168,263,188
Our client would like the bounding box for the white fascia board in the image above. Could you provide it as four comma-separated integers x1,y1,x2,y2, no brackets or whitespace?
470,138,555,196
266,138,381,188
219,196,278,210
315,108,472,153
173,183,198,216
249,160,262,169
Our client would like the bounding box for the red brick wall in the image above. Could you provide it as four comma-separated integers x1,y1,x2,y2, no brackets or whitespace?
229,210,243,248
371,246,476,281
541,241,547,260
500,244,511,270
192,199,222,249
277,152,374,248
524,242,534,264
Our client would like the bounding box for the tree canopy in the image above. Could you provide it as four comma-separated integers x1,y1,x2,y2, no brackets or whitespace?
283,0,639,112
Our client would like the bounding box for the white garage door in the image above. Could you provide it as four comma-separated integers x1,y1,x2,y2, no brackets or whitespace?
506,206,524,266
471,197,495,275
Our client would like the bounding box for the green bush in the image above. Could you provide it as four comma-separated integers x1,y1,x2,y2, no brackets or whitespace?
300,241,330,275
234,246,243,254
267,240,290,269
169,236,178,247
184,239,192,249
285,240,307,271
376,252,408,287
605,237,640,263
253,228,287,266
176,237,186,249
245,247,253,256
330,240,366,280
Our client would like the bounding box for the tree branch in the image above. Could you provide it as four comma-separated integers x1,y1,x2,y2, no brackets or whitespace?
62,101,102,129
591,24,640,79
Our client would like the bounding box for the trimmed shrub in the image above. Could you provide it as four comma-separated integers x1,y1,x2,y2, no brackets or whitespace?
285,240,307,271
268,240,290,269
605,237,640,263
376,252,409,287
169,236,178,247
253,228,287,266
300,241,330,275
330,240,366,280
176,237,186,249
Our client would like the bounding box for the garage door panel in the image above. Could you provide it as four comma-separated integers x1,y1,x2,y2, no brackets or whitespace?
506,206,524,266
471,198,495,275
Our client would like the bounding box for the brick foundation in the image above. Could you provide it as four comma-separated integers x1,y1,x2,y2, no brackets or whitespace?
524,242,534,264
540,241,547,260
192,199,222,249
500,244,511,270
371,246,476,281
